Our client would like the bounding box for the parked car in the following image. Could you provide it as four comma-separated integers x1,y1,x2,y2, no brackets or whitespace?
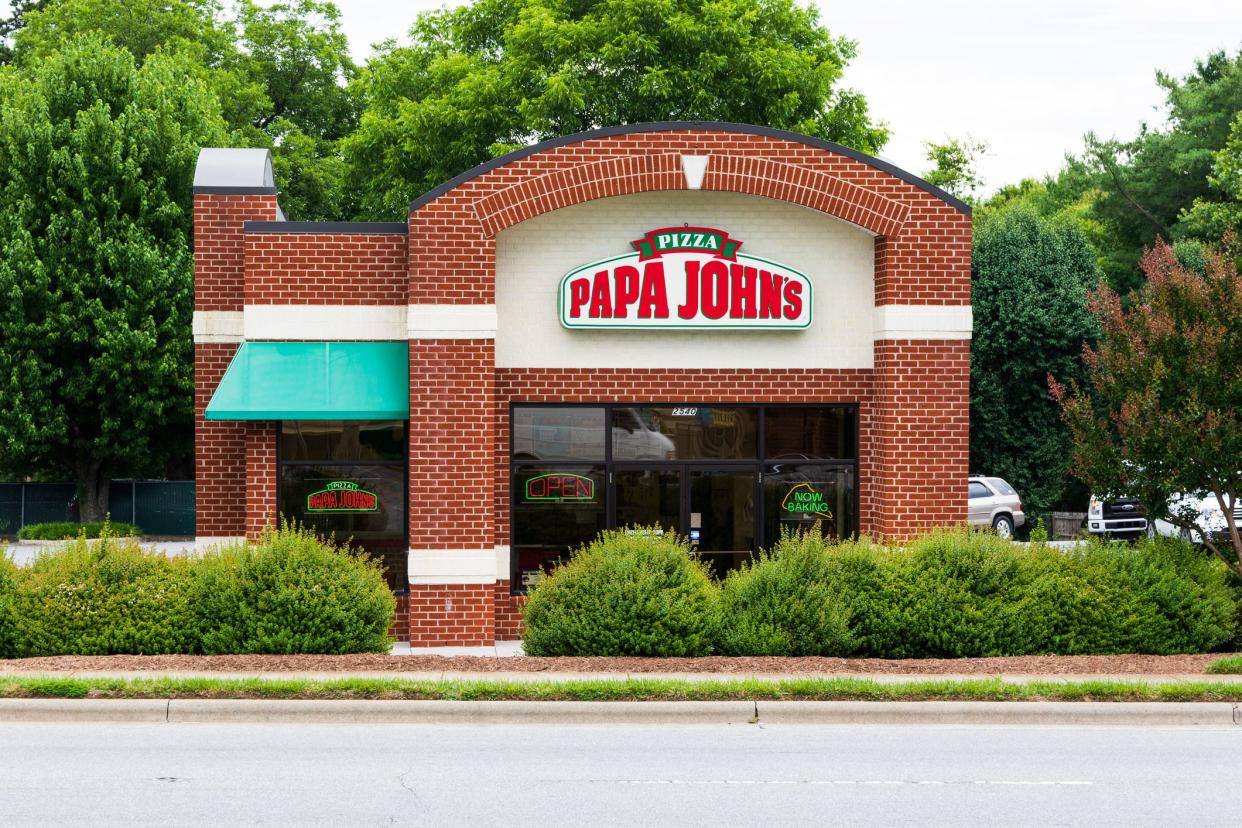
1150,492,1240,543
968,476,1025,538
1086,495,1148,539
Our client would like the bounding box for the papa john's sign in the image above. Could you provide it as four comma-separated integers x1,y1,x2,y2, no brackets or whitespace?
558,227,812,330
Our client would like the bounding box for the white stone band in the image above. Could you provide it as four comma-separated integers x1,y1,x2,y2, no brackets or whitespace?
407,304,497,340
192,311,244,343
408,547,503,584
873,304,973,340
244,304,407,340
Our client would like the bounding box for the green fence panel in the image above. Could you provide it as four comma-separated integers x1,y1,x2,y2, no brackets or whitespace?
0,484,20,536
22,484,76,526
110,482,136,527
133,480,195,536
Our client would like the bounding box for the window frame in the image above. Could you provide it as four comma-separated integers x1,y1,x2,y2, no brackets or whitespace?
508,402,860,593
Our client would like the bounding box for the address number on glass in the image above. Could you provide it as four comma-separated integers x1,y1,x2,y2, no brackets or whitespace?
670,407,698,416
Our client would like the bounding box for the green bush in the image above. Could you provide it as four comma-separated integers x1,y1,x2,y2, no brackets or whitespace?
13,534,196,656
192,525,395,654
0,554,17,658
17,521,141,540
522,529,719,656
717,531,854,656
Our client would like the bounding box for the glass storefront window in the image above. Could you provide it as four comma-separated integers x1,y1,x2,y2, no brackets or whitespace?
762,463,855,542
764,407,856,460
612,406,757,460
280,421,408,591
281,420,405,462
512,407,606,461
512,465,606,590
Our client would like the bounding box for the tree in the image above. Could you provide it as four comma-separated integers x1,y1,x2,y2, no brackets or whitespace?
0,36,228,520
922,136,988,204
0,0,49,63
13,0,359,220
971,209,1100,514
344,0,890,218
1179,110,1242,242
1077,50,1242,293
1053,240,1242,576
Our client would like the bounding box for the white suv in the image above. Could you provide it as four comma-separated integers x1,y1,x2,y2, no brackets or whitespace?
968,476,1025,538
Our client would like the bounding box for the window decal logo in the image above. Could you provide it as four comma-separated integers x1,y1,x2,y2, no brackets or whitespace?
781,483,833,517
559,226,812,330
524,473,595,502
307,481,378,512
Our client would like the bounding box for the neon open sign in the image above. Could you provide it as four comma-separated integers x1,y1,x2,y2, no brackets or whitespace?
559,226,812,330
524,473,595,502
307,480,378,512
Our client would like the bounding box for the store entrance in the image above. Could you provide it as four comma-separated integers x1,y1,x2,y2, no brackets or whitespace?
612,466,756,577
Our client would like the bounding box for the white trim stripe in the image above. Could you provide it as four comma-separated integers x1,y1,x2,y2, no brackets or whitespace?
873,304,973,340
192,311,244,343
244,304,407,340
408,547,499,584
408,304,498,339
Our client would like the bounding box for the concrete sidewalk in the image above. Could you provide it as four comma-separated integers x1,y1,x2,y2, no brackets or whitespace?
1,698,1238,726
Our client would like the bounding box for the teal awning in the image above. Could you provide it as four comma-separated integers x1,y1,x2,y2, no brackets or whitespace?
205,342,409,420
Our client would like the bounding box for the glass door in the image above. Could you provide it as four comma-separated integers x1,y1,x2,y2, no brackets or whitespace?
690,469,756,577
613,468,682,537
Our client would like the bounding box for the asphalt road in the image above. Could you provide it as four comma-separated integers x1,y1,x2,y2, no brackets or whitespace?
0,721,1237,826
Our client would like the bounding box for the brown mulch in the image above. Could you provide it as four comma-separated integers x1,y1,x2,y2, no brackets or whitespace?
0,652,1231,675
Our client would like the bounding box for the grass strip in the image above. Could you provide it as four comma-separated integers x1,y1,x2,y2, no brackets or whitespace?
1205,655,1242,675
1,676,1241,702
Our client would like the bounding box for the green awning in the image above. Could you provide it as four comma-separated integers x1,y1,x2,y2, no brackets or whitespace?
205,342,409,420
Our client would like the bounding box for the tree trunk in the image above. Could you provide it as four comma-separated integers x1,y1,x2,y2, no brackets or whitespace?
75,460,110,523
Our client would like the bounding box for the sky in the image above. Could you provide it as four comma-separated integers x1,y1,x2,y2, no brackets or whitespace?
295,0,1241,195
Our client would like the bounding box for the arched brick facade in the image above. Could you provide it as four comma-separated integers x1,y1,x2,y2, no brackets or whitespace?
194,123,972,646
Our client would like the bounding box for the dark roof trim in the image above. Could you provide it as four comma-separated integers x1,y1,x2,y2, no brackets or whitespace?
408,121,971,217
194,186,279,195
243,221,408,235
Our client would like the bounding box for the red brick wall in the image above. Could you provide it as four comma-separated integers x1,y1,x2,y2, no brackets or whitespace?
194,194,278,311
408,583,495,646
869,340,971,537
244,233,407,305
390,592,410,642
244,422,277,540
194,342,246,538
495,580,525,641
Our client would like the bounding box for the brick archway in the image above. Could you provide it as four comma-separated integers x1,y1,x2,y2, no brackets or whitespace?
471,152,910,239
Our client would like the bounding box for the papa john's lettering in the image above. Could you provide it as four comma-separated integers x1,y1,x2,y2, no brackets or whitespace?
558,226,812,330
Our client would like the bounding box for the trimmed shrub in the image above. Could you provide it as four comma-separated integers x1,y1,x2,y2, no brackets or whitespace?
717,531,854,656
522,529,719,656
0,554,17,658
17,521,141,540
13,534,196,656
192,525,395,654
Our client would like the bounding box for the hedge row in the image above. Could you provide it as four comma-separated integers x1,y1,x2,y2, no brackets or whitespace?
16,521,142,541
522,529,1240,657
0,525,395,658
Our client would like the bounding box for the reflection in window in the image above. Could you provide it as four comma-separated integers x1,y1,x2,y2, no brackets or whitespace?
512,407,605,461
763,464,855,542
764,407,855,460
281,421,405,462
512,466,606,591
612,406,757,460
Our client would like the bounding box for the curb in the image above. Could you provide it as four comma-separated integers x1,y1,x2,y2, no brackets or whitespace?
1,699,1238,726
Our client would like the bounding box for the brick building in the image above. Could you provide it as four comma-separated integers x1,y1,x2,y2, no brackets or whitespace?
192,122,972,646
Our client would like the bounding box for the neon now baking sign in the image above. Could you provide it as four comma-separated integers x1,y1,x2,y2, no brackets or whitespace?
559,227,812,330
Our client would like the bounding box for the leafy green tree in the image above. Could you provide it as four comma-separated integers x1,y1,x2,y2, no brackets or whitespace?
0,0,49,63
345,0,889,218
922,136,988,203
13,0,358,220
1078,50,1242,292
0,36,228,520
1179,110,1242,242
1054,240,1242,577
971,209,1100,514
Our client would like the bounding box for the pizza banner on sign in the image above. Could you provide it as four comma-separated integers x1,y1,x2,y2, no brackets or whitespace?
559,226,812,330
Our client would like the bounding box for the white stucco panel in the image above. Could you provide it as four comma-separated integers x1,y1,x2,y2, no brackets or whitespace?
494,191,876,369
